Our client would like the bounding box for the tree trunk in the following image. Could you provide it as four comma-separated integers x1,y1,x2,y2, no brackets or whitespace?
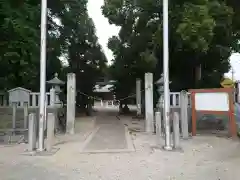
195,64,202,88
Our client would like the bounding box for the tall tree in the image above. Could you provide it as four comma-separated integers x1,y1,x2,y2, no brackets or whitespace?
0,0,107,114
51,0,107,111
0,0,40,90
102,0,240,103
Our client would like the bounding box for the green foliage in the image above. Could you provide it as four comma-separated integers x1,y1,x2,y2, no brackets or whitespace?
0,0,40,90
51,0,107,109
102,0,240,100
0,0,107,112
176,3,216,52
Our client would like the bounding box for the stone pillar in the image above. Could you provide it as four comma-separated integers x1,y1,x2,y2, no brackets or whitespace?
180,90,189,139
173,112,181,149
23,102,28,129
155,111,162,144
66,73,76,134
136,78,142,116
12,102,17,130
46,113,55,152
145,73,154,133
28,113,37,151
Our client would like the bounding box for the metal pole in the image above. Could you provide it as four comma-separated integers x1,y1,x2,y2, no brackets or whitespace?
163,0,172,150
38,0,47,151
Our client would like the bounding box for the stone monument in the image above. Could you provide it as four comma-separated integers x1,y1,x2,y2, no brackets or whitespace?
66,73,76,134
8,87,31,130
145,73,154,133
136,78,142,116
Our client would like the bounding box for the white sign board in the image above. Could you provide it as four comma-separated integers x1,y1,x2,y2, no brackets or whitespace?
195,92,229,111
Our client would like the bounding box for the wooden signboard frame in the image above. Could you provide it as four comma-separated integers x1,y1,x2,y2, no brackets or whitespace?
189,88,237,138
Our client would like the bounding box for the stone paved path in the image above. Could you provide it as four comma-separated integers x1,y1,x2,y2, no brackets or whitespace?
81,112,134,153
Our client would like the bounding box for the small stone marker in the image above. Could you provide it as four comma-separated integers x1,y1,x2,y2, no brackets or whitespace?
23,102,28,129
28,113,37,151
173,112,181,150
180,91,189,139
155,111,162,140
46,113,55,152
12,102,17,130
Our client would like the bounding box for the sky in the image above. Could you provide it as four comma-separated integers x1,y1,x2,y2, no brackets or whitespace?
225,53,240,81
87,0,240,80
87,0,120,64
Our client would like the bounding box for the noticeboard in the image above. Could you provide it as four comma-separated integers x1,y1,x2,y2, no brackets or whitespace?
189,88,237,138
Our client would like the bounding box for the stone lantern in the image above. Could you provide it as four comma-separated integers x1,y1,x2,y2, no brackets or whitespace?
155,73,171,110
47,73,65,105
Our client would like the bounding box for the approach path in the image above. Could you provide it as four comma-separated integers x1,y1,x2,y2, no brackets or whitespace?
80,110,134,153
